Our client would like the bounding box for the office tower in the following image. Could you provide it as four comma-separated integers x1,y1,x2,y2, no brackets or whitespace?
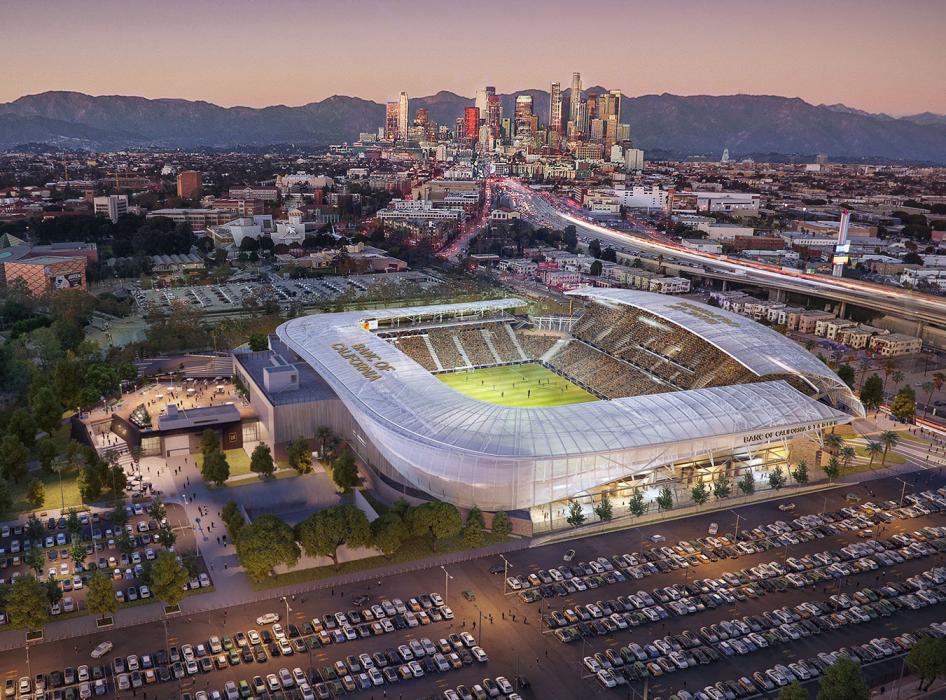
500,118,512,140
575,100,588,137
486,94,502,138
475,86,494,123
464,107,480,140
569,72,582,124
176,170,202,199
609,89,622,122
514,95,534,137
549,81,563,134
385,102,399,140
93,194,128,223
415,108,429,127
590,118,604,142
397,91,409,140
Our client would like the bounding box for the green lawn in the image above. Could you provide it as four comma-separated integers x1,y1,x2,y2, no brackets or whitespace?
14,468,84,513
437,363,596,408
197,448,252,479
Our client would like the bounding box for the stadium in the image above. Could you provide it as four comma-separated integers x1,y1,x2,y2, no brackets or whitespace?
272,289,864,530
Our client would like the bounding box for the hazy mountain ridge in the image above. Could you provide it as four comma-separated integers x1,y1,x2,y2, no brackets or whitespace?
1,90,946,163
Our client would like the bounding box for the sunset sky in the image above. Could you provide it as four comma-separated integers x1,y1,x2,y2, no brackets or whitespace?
5,0,945,115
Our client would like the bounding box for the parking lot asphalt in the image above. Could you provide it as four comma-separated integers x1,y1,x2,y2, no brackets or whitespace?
2,467,945,699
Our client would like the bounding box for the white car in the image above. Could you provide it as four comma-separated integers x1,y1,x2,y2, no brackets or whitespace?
139,585,151,599
256,612,280,626
779,503,797,512
199,573,211,587
92,641,114,659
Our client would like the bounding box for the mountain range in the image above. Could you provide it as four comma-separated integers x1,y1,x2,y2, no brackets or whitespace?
1,89,946,163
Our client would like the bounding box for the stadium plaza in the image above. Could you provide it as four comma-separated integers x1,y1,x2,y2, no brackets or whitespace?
244,289,863,535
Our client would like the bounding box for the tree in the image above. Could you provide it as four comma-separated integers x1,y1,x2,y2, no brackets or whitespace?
0,480,10,517
156,526,176,549
29,386,63,436
691,482,709,506
865,441,883,467
0,435,29,483
656,486,674,511
463,518,485,547
594,493,613,521
35,438,57,473
879,430,900,465
566,500,586,527
589,259,603,276
315,426,334,458
286,437,312,474
891,369,905,392
817,656,868,700
25,479,45,509
923,381,936,414
24,547,44,575
371,511,408,557
588,238,602,258
85,571,118,619
491,510,512,539
824,457,841,481
66,510,81,536
791,460,809,485
250,444,275,478
6,408,36,448
890,386,916,423
248,333,268,352
148,497,166,522
44,579,62,606
408,502,462,551
823,433,844,456
235,515,300,583
836,364,855,389
859,374,884,411
738,471,755,496
768,466,786,490
26,515,44,544
70,539,87,567
116,532,134,556
840,446,856,473
198,429,219,457
777,681,809,700
6,575,49,630
882,359,898,396
222,501,246,539
150,551,190,608
297,505,371,570
331,452,359,492
465,505,485,529
628,490,646,516
201,450,230,486
713,477,731,501
906,637,946,691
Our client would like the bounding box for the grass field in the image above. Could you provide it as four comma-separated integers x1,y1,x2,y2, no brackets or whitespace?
437,363,596,408
197,448,252,479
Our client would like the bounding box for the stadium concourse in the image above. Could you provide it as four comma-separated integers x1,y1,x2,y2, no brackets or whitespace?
274,290,864,533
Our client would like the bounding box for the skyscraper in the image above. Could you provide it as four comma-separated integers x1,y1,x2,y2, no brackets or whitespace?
385,101,399,141
549,82,563,134
415,108,429,127
397,91,409,140
514,95,534,137
569,72,582,124
486,94,502,138
475,86,494,124
464,107,480,140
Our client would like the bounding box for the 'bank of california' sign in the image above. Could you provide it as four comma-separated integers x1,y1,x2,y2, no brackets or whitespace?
742,420,838,445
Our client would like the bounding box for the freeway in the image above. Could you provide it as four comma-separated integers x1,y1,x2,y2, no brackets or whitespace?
501,180,946,327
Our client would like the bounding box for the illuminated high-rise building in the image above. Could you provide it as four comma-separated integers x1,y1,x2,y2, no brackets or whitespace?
514,95,534,137
464,107,480,140
475,86,494,124
397,91,409,140
385,101,399,140
415,108,429,127
569,72,582,124
486,94,502,138
549,81,563,134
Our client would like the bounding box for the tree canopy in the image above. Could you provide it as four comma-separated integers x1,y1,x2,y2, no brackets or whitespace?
296,505,371,570
235,515,300,582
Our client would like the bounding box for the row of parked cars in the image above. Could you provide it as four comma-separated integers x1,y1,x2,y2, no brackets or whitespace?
544,524,946,643
583,561,946,690
507,495,942,604
670,626,940,700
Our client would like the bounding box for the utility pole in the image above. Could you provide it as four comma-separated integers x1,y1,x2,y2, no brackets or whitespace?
440,565,453,605
896,478,910,507
730,510,743,541
500,554,514,595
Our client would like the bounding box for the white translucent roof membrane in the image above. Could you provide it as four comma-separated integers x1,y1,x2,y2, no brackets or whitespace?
566,288,864,417
277,299,854,462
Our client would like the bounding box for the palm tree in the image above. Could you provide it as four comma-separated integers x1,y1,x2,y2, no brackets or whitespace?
882,359,897,396
865,441,883,468
891,370,904,395
823,433,844,456
931,371,946,412
315,426,332,458
879,430,899,466
840,446,856,473
923,381,935,414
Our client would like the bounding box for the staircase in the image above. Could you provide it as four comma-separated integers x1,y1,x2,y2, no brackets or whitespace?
452,334,472,367
422,335,444,371
505,325,529,361
541,338,570,363
481,329,502,364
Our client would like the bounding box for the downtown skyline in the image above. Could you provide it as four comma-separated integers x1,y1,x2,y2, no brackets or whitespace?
3,0,945,116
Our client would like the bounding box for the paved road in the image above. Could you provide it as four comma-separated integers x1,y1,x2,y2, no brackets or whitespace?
4,469,945,699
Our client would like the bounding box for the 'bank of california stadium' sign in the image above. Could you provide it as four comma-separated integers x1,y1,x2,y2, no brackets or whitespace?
742,420,838,445
331,342,396,382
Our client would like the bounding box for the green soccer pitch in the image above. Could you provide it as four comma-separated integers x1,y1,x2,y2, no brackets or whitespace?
436,363,597,407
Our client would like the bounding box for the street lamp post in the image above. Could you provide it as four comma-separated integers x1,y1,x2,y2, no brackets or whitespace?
500,554,514,595
730,510,743,541
896,478,910,507
281,595,291,624
440,565,454,605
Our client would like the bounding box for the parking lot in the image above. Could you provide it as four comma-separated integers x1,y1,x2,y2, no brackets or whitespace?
0,500,207,623
2,469,945,699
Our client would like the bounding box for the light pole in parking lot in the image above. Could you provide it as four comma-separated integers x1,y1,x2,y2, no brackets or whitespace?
440,565,454,604
281,595,291,624
500,554,514,595
730,510,743,541
895,478,910,507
